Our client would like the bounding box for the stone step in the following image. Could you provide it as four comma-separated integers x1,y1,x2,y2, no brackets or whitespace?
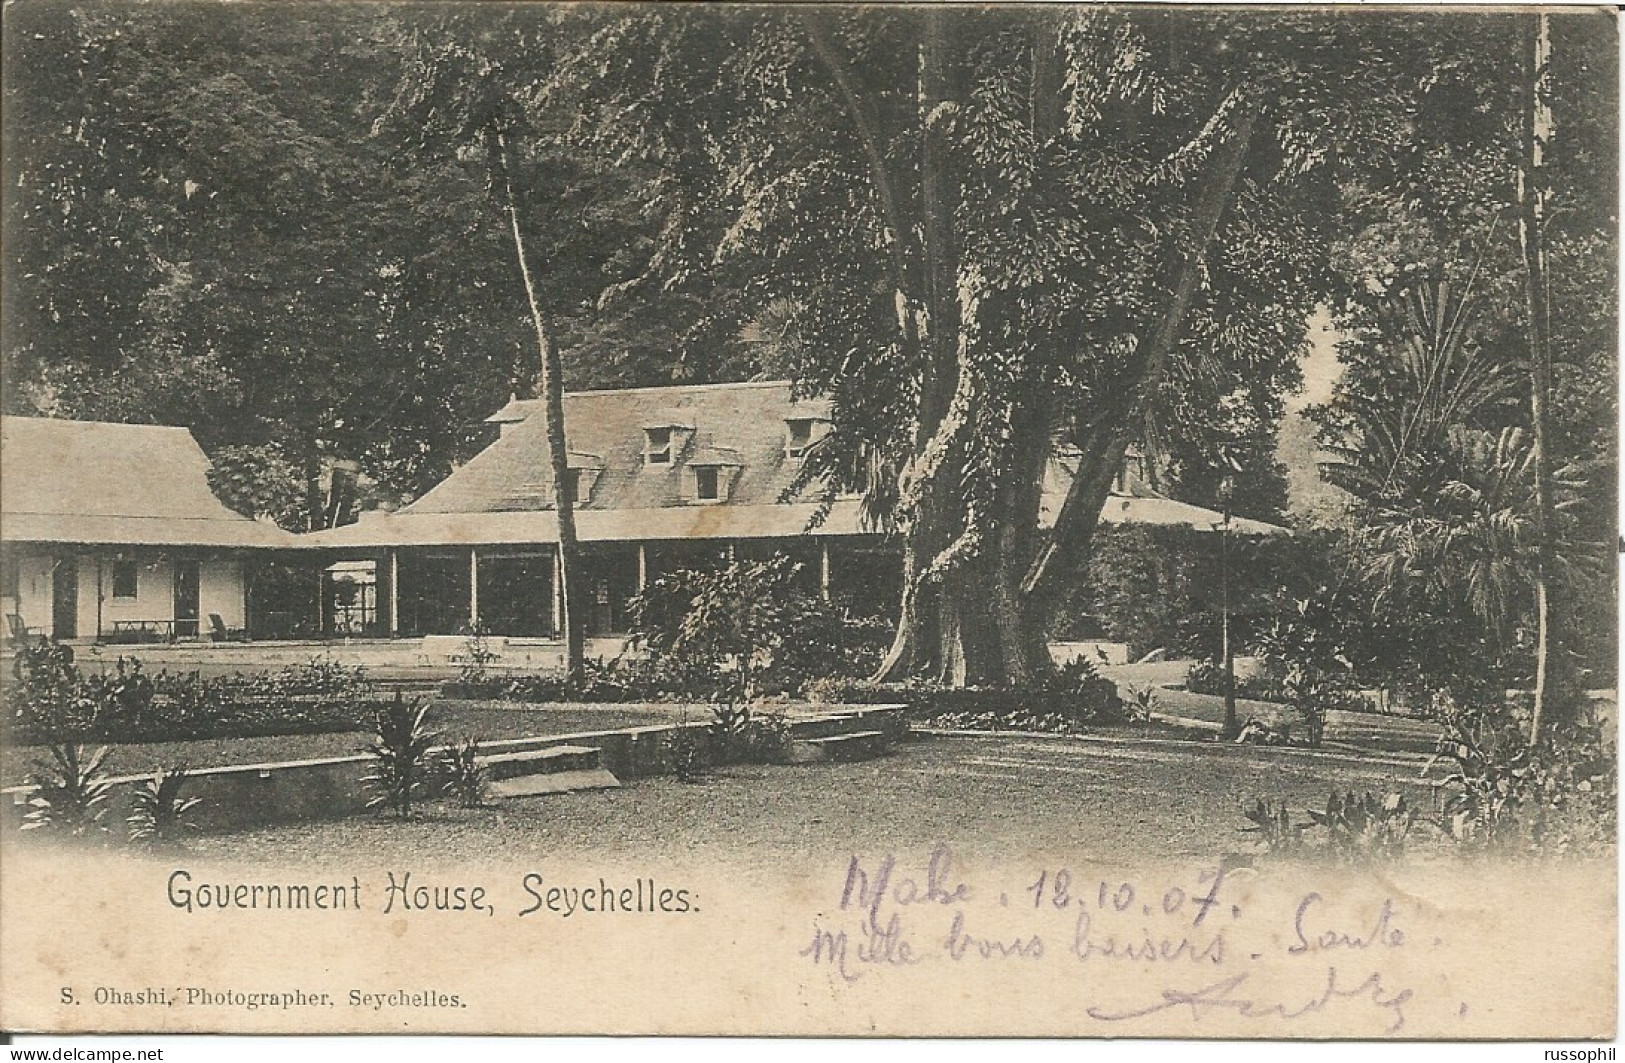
477,744,602,780
787,713,858,740
791,708,906,741
487,768,621,799
793,729,890,764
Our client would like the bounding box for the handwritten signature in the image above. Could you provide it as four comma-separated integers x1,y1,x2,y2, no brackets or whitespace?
1085,966,1413,1033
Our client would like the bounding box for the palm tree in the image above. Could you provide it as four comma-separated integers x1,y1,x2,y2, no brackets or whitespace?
1321,277,1533,696
1352,426,1536,664
1320,278,1519,508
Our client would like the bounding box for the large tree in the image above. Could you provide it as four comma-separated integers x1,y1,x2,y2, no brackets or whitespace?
560,8,1494,686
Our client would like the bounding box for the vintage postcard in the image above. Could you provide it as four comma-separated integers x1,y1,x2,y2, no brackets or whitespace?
0,1,1616,1043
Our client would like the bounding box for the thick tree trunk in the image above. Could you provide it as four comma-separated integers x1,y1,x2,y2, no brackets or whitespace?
986,393,1058,685
803,12,950,684
497,129,586,676
869,8,975,685
1517,14,1557,743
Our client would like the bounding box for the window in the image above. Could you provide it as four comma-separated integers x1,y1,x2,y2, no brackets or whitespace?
785,418,814,458
645,427,673,465
695,466,721,502
112,560,138,600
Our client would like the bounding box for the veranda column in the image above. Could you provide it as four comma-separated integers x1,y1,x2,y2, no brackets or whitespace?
387,549,400,637
819,540,831,602
636,544,648,591
469,547,480,628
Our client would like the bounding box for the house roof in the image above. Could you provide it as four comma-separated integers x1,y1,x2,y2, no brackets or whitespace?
0,416,299,549
302,500,869,549
408,380,833,519
1041,454,1288,536
304,379,1286,550
1093,495,1289,536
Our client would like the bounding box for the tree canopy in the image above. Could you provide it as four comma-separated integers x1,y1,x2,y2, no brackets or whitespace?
3,4,1614,690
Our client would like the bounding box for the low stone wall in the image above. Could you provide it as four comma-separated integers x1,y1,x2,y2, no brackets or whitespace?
1,704,905,836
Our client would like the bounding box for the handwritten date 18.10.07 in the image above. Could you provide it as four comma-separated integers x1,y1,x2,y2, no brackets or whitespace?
1026,868,1229,927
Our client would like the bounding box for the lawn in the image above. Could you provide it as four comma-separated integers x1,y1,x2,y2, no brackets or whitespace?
181,730,1445,867
0,699,681,786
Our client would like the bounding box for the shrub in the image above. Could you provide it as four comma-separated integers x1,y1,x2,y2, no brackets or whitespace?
1184,657,1276,701
22,744,114,838
6,643,379,745
1057,525,1296,659
629,557,887,700
1275,667,1338,748
924,707,1085,734
1036,658,1126,723
913,661,1128,732
441,656,682,704
724,712,794,766
10,640,98,737
1253,610,1366,747
803,677,903,705
1307,791,1417,863
1240,798,1304,854
1183,612,1365,747
434,738,489,809
1432,696,1616,855
457,623,499,687
1122,686,1159,723
662,726,711,781
127,767,203,845
363,695,440,819
1242,791,1417,862
876,710,912,747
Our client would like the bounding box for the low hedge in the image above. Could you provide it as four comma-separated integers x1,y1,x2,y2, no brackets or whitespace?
808,660,1137,731
7,640,387,745
441,657,689,704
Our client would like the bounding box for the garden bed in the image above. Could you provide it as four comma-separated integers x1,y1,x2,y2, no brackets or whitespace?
1,701,678,786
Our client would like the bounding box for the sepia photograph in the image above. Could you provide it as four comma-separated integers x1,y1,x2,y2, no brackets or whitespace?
0,0,1617,1046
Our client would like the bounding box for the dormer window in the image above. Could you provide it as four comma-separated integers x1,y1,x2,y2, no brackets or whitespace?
645,427,673,465
687,447,742,503
785,418,814,459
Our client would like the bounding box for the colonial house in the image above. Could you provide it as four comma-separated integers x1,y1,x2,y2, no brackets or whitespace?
303,380,1285,640
0,416,300,643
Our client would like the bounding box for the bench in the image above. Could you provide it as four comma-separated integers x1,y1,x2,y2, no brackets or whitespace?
107,620,176,643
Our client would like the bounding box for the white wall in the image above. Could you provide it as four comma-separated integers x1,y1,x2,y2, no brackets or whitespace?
11,555,54,635
200,558,246,629
96,558,175,636
6,552,250,640
76,559,102,639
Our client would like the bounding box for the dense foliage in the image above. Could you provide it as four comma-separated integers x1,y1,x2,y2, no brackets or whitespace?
3,7,1613,715
7,641,382,745
629,557,890,701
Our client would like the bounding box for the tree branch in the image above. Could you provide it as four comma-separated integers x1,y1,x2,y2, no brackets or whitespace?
1022,86,1264,601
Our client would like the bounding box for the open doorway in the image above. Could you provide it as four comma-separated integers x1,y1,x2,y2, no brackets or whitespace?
51,556,77,639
